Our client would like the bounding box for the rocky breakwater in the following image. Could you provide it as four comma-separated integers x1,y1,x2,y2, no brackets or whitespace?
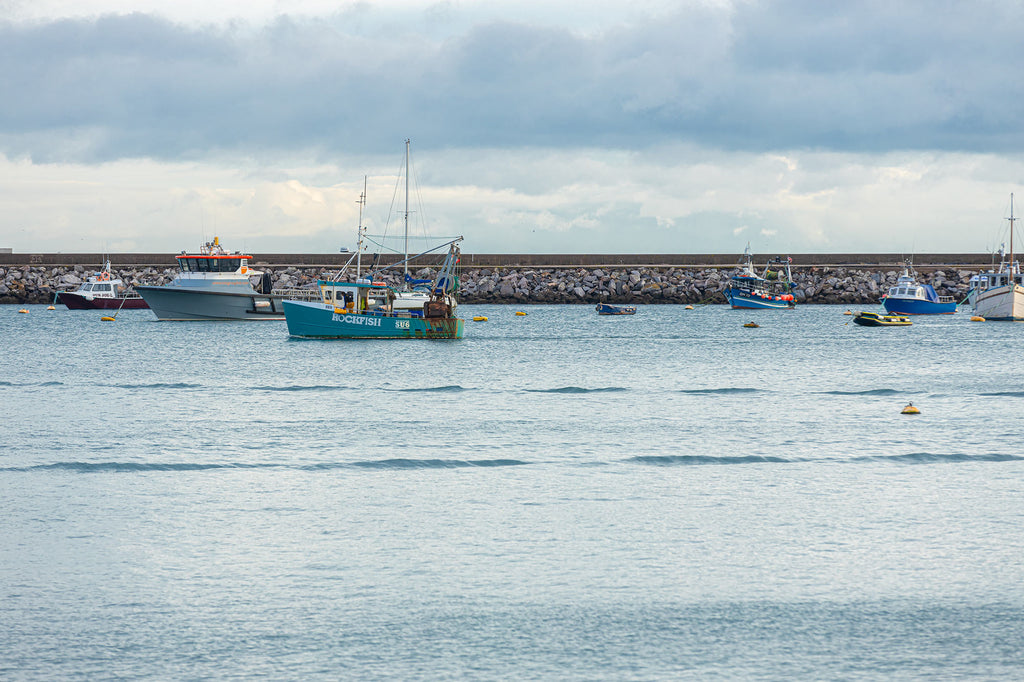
2,263,976,306
454,265,975,306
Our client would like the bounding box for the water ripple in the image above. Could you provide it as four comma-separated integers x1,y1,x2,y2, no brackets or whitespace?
678,387,762,395
525,387,628,394
2,459,531,473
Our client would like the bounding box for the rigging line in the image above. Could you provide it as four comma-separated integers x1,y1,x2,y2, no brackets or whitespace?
362,236,403,254
365,237,463,279
364,233,460,241
380,152,407,241
409,144,431,241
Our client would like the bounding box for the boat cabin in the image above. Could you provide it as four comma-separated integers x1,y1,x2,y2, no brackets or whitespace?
973,262,1023,291
177,255,249,273
75,281,119,298
174,237,252,275
318,279,399,315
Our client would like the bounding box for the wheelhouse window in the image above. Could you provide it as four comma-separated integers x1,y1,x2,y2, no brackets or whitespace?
94,283,112,292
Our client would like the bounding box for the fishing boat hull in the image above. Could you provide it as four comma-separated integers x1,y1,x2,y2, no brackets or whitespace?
283,300,464,339
882,297,956,315
595,303,636,315
135,286,288,321
853,311,911,326
725,289,795,309
972,284,1024,321
56,292,149,310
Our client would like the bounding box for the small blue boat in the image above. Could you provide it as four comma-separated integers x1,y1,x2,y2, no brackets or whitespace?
283,239,464,339
595,303,636,315
723,246,796,309
881,261,957,315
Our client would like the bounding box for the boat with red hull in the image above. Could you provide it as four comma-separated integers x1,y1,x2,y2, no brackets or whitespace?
56,262,149,310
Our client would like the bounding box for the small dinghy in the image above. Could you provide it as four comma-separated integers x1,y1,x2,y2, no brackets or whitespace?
852,311,912,327
595,303,636,315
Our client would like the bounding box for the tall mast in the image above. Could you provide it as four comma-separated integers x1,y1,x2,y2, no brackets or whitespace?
404,138,410,280
356,175,366,278
1010,193,1016,278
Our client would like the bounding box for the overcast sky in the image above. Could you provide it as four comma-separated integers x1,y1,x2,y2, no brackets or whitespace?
2,0,1024,255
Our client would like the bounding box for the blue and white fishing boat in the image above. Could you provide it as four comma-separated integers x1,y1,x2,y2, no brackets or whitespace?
966,194,1024,321
723,246,796,309
880,260,957,315
283,238,464,339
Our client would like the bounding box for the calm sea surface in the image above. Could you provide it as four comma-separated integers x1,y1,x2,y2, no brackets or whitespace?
2,303,1023,680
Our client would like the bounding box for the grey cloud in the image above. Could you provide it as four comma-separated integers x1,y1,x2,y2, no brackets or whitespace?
2,1,1023,163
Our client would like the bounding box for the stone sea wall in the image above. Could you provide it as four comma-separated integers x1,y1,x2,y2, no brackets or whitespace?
2,263,977,305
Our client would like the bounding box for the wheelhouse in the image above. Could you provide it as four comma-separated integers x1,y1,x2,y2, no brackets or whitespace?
174,237,252,275
177,255,249,273
318,279,397,314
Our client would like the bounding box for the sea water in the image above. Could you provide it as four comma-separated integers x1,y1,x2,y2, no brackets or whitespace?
1,303,1023,680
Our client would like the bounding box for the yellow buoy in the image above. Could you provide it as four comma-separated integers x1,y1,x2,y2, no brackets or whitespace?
472,316,488,322
901,403,920,415
970,316,985,322
18,308,29,314
743,322,759,328
685,305,694,310
47,305,55,310
515,311,527,316
843,310,853,315
101,316,116,321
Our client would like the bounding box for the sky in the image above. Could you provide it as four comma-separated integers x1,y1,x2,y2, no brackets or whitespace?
2,0,1024,255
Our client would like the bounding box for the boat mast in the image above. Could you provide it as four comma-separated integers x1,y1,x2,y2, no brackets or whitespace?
404,138,410,281
356,175,366,278
1010,193,1016,278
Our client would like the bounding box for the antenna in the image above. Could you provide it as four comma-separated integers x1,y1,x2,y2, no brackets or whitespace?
1009,193,1016,276
356,175,367,277
404,138,410,280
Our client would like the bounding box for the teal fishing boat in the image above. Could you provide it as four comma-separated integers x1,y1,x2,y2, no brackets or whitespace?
283,238,464,339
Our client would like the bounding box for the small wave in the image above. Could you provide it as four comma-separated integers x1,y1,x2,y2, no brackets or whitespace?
390,385,471,393
678,387,761,395
350,458,528,469
979,391,1024,398
525,387,628,394
0,381,65,387
628,454,793,466
861,452,1024,464
253,385,350,392
111,382,203,390
817,389,903,396
3,459,531,473
2,461,275,473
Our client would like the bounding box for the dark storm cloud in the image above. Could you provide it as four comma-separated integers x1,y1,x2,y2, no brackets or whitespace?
2,1,1022,163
